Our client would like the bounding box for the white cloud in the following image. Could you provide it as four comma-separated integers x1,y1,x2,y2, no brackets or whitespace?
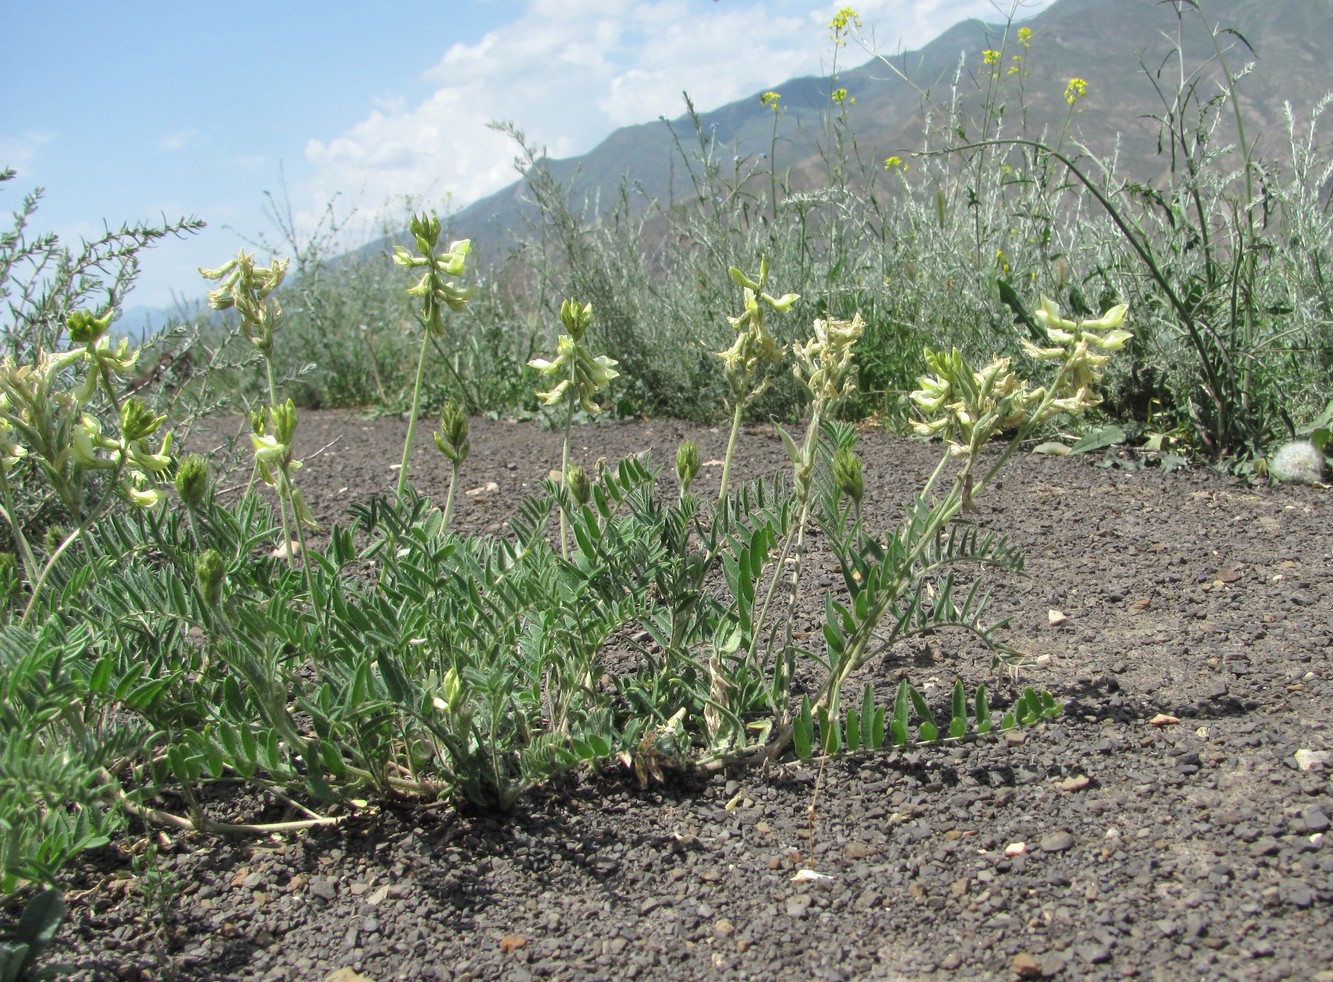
159,128,201,152
293,0,1052,242
0,130,54,172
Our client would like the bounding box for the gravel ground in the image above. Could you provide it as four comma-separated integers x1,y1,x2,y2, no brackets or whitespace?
27,411,1333,980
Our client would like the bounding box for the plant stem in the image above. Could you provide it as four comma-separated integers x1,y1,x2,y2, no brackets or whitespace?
441,459,460,531
559,389,575,559
397,328,432,503
718,400,745,506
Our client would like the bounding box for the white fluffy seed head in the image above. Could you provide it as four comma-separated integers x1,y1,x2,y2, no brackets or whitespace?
1270,440,1327,485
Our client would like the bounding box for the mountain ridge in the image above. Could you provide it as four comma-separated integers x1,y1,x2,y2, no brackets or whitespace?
447,0,1330,262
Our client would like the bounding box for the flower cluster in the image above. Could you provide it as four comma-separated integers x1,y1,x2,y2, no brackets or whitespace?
1022,297,1131,412
250,400,317,529
1,309,172,512
200,252,289,357
529,300,620,414
911,299,1131,458
718,260,798,403
393,214,473,337
61,310,139,403
828,6,861,43
1065,77,1088,106
793,313,864,409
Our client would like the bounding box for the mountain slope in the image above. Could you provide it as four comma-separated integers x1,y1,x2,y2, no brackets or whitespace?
449,0,1330,258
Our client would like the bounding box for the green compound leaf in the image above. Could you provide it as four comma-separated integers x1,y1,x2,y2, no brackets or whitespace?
950,680,967,739
859,684,875,750
793,695,814,760
891,680,910,746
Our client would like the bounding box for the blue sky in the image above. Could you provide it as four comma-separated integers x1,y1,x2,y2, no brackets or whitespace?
1,0,1054,313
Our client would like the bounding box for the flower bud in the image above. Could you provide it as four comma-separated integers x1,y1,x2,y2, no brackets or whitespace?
438,666,463,712
271,399,298,446
566,464,591,506
196,548,225,608
676,440,701,493
560,298,594,341
433,400,470,464
832,447,864,506
67,309,113,345
175,454,212,509
120,398,164,442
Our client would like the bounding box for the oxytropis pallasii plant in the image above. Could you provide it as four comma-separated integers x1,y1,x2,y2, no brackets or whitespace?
0,196,1130,979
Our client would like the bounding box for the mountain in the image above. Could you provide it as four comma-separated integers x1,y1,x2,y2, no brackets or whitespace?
447,0,1330,261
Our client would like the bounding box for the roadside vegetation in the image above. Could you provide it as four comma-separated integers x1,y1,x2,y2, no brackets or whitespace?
1,2,1329,972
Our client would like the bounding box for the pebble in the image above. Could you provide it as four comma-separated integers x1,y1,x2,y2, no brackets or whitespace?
786,894,813,919
1040,831,1076,853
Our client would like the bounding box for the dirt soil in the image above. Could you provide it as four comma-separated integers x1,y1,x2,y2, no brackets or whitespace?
37,411,1333,980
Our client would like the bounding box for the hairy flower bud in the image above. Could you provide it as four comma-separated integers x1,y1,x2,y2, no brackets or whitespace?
175,453,212,509
676,440,701,493
566,464,591,506
433,399,470,464
832,447,864,507
196,548,226,608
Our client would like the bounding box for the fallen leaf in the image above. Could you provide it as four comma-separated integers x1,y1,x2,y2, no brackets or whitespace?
791,869,834,882
499,935,528,954
1149,713,1180,727
1032,441,1071,456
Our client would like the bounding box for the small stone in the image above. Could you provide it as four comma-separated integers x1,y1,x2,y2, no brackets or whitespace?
853,888,882,912
1247,939,1275,958
1039,831,1075,853
713,918,734,938
308,877,337,902
1077,943,1112,965
1294,749,1330,771
1280,882,1316,908
1012,952,1043,978
1047,609,1067,626
324,970,374,982
1058,775,1091,792
1005,842,1028,857
1149,713,1180,727
499,935,528,954
1250,837,1280,858
786,894,813,919
1302,806,1330,833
